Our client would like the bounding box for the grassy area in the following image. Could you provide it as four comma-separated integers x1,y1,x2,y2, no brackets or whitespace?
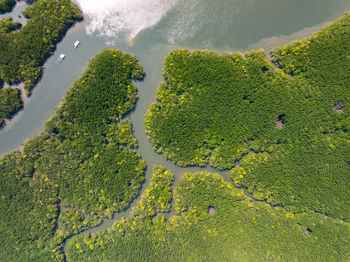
0,49,146,261
67,169,349,261
146,14,350,220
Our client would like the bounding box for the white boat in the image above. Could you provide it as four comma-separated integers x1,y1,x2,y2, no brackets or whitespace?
56,54,66,64
74,40,80,48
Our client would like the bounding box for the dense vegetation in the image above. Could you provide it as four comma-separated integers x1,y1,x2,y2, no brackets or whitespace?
146,14,350,220
0,0,15,14
0,0,82,129
0,0,82,94
0,87,23,127
1,10,349,262
233,13,350,220
0,17,21,33
0,49,146,261
0,0,36,14
67,170,349,261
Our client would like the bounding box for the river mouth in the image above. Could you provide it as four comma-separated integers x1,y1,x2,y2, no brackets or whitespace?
1,0,350,258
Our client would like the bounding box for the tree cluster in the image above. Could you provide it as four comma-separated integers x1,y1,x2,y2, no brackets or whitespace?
0,0,16,14
67,171,349,261
146,14,350,220
0,0,82,129
0,49,146,261
0,87,23,126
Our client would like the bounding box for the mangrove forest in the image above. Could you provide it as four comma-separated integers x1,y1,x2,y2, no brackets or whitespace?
0,0,82,129
0,48,146,261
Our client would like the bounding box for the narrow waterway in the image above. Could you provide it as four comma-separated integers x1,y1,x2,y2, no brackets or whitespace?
0,1,29,25
1,0,350,258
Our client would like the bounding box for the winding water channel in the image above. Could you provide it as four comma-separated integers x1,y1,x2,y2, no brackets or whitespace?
1,0,350,258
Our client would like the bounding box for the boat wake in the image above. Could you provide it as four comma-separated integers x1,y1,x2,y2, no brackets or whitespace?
73,0,178,42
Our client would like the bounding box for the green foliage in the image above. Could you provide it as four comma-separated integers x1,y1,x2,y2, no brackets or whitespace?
136,165,174,216
0,0,82,130
67,165,174,260
0,0,82,95
55,209,101,241
0,0,16,14
270,14,350,133
0,49,146,261
0,17,21,33
67,171,349,261
106,120,138,148
47,49,144,140
0,87,23,124
270,13,350,132
146,14,350,220
147,49,309,168
230,133,350,219
53,208,102,259
0,151,59,261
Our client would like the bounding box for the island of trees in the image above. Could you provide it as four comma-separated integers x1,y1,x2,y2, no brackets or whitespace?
146,13,350,221
0,0,82,128
0,49,146,261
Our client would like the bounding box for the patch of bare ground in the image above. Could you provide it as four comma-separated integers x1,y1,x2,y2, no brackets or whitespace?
208,206,215,214
276,114,285,129
303,228,312,235
276,120,284,129
333,101,343,113
265,51,279,70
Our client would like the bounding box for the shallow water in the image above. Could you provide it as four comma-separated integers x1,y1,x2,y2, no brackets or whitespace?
1,0,350,254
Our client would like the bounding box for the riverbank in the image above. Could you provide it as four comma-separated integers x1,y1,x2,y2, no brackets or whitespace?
0,0,82,129
2,2,350,154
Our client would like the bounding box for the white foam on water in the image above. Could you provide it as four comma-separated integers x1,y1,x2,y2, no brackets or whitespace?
73,0,178,41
